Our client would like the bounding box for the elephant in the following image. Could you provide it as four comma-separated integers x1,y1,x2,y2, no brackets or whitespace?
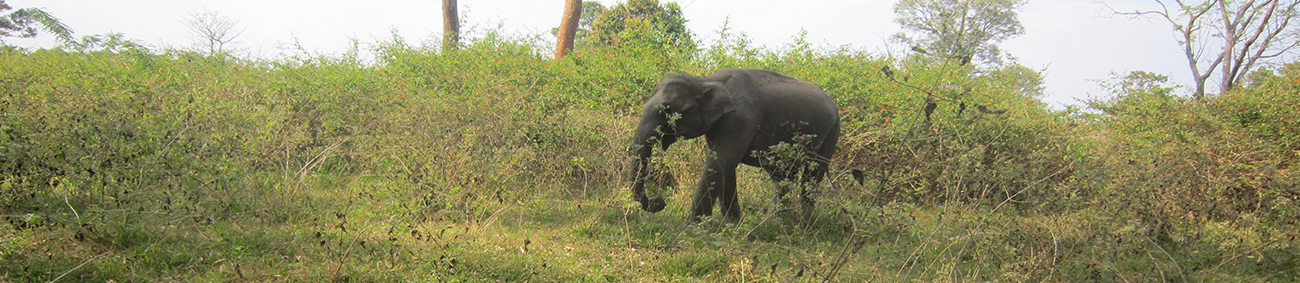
629,68,840,223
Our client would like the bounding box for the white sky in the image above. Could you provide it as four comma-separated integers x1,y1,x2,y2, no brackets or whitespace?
5,0,1192,108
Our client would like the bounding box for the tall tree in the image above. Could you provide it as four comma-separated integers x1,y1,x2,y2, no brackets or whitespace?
893,0,1026,66
442,0,459,50
555,0,582,58
0,0,73,43
183,10,244,56
587,0,695,52
1112,0,1300,99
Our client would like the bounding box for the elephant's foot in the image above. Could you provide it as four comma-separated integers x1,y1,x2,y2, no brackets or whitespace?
718,207,742,224
687,213,710,224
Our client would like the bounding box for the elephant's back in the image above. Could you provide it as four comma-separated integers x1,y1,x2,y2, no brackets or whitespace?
720,69,840,141
733,70,837,119
711,68,810,89
712,68,833,100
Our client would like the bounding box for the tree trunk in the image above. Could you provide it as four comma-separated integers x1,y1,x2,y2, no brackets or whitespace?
555,0,582,58
442,0,459,50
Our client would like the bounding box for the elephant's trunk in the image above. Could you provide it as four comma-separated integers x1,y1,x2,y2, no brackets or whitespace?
630,143,666,213
629,108,674,213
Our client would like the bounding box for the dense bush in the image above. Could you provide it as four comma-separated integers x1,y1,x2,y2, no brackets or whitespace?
1083,70,1300,279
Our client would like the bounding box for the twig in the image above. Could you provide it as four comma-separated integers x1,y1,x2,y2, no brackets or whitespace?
1144,234,1186,282
898,210,948,277
46,251,110,283
923,231,968,273
297,135,352,182
1206,230,1293,276
1043,220,1060,281
475,203,516,233
331,218,392,279
991,162,1073,215
823,236,867,282
738,208,782,241
64,196,81,226
1095,257,1134,283
1142,245,1168,282
290,135,353,197
158,124,191,153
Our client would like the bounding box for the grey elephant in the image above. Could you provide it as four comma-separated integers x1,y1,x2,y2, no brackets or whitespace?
629,68,840,223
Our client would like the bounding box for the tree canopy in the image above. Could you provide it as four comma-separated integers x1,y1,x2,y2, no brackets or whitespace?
584,0,695,52
893,0,1025,66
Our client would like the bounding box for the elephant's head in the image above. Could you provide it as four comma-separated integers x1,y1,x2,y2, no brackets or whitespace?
628,73,735,213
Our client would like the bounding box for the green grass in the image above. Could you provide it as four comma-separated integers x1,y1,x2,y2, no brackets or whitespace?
2,28,1298,282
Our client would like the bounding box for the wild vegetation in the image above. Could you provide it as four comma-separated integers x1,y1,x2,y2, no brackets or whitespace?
3,2,1299,282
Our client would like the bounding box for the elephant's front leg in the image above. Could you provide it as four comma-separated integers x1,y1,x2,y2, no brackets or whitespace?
690,155,741,223
689,158,718,222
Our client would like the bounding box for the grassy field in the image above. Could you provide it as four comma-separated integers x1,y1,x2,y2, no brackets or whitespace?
2,30,1298,282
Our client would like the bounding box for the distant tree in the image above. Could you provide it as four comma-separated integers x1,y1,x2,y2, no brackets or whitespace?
1105,71,1179,98
555,0,582,58
577,2,605,39
1110,0,1300,99
443,0,459,50
183,10,244,56
988,64,1046,98
1090,71,1181,117
0,0,73,43
893,0,1026,66
586,0,695,52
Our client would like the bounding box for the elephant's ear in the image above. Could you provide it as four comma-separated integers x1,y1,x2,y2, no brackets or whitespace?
700,81,735,127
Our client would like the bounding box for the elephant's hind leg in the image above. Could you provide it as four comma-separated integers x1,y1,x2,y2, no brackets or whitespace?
795,159,830,226
765,168,795,209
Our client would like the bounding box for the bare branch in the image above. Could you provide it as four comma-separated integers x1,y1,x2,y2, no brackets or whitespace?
183,10,245,56
1110,0,1300,98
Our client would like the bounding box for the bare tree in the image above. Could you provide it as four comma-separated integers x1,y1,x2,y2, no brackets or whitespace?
1111,0,1300,99
555,0,582,58
443,0,459,50
183,10,244,56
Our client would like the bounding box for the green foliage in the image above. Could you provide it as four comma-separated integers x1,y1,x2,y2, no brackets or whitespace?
61,32,149,53
893,0,1025,65
1083,69,1300,281
0,23,1294,281
586,0,696,55
0,0,73,43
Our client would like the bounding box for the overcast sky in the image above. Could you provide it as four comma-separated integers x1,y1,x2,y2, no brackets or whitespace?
5,0,1192,107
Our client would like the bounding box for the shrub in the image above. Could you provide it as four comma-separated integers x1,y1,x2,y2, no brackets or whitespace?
1084,70,1300,279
